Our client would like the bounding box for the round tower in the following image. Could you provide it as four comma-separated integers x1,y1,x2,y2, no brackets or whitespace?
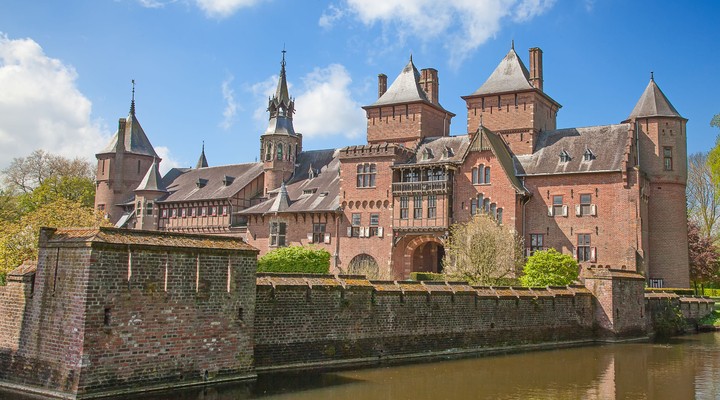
260,51,302,196
95,84,159,224
627,74,689,288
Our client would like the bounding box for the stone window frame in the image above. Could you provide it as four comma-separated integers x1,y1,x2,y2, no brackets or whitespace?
369,213,379,236
351,213,361,237
663,146,673,171
269,219,287,247
356,163,377,188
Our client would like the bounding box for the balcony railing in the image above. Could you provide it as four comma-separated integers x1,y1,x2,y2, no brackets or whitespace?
392,180,449,194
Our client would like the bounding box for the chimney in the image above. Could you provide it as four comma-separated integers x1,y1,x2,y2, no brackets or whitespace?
529,47,543,91
419,68,439,104
117,118,127,153
378,74,387,98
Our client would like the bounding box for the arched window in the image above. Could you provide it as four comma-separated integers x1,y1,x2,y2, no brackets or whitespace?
277,143,283,160
496,208,503,224
484,166,491,183
483,198,491,213
265,142,273,161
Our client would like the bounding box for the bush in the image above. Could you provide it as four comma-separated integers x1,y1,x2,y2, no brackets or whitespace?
645,288,695,296
410,272,446,281
703,288,720,297
257,246,330,274
520,248,578,287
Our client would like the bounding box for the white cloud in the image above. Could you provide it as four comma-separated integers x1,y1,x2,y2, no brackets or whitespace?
194,0,264,18
251,64,365,139
0,33,110,169
155,146,182,175
329,0,556,66
319,4,345,29
220,75,239,130
136,0,177,8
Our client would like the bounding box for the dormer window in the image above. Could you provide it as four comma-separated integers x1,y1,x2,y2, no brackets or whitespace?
196,178,208,188
422,148,434,161
442,146,454,159
559,150,571,163
308,166,316,179
222,175,235,186
583,149,594,162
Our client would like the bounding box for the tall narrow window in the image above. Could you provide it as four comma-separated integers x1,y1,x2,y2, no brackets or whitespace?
663,147,673,171
553,195,564,216
496,208,503,224
484,166,491,184
351,213,361,237
530,234,544,253
427,195,437,218
369,213,379,236
277,143,283,160
413,195,423,219
580,194,592,216
270,222,287,247
483,198,491,213
577,234,591,262
400,196,409,219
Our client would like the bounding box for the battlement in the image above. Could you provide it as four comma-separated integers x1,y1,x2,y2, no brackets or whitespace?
338,142,415,160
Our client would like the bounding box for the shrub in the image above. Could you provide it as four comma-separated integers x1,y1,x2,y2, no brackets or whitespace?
520,248,578,287
257,246,330,274
645,288,695,296
410,272,446,281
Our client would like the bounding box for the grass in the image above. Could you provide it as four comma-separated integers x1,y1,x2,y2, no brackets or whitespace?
699,299,720,327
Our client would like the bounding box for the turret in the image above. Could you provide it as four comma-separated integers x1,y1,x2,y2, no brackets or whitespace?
196,142,209,169
259,51,302,196
95,81,159,224
626,74,689,287
134,159,167,230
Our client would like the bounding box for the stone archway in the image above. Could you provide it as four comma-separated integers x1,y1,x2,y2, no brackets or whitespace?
403,236,445,278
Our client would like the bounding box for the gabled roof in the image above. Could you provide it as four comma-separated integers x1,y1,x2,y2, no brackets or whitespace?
135,160,167,192
626,77,683,120
469,127,528,194
514,124,630,176
98,108,159,158
161,162,264,202
240,149,340,215
399,136,470,166
470,48,534,96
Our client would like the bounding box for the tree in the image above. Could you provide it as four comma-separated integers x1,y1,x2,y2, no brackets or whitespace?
707,114,720,188
687,221,719,291
687,152,720,238
442,213,524,285
0,198,109,284
2,149,93,194
520,248,579,287
18,175,96,213
257,246,331,274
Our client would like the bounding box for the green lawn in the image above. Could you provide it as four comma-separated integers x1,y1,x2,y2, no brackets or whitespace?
699,299,720,327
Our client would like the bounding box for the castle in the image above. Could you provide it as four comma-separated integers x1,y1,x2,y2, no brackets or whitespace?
95,45,690,288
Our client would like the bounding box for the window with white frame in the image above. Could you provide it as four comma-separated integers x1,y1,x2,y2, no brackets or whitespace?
270,221,287,247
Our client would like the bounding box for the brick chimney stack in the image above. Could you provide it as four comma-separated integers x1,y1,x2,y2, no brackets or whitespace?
529,47,543,92
419,68,439,104
378,74,387,98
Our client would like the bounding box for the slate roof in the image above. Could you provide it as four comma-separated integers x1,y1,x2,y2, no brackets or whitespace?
135,160,167,192
98,109,159,158
196,145,209,169
470,48,534,96
45,227,258,252
627,78,683,120
161,162,264,203
514,124,630,176
240,149,340,215
400,136,470,165
368,57,453,115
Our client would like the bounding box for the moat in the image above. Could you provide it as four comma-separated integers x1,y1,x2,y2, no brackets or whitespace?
4,332,715,400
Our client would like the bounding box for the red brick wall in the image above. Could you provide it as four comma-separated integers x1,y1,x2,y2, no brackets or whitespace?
95,153,155,224
366,103,451,146
523,172,640,269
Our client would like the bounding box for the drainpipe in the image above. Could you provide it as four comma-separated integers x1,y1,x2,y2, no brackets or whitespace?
334,211,341,271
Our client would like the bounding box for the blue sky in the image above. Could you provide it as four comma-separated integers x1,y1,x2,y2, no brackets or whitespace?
0,1,718,173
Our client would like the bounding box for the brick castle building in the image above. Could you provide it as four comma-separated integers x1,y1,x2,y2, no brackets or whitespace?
95,45,690,287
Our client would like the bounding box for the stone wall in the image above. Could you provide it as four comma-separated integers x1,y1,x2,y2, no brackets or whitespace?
0,227,258,399
254,274,595,371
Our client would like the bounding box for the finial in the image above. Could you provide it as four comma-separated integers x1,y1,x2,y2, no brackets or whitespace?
202,140,205,152
130,79,136,115
650,71,654,81
511,39,514,50
409,53,413,63
281,45,286,68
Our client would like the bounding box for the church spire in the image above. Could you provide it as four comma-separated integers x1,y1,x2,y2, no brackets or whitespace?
196,141,208,169
130,79,136,116
263,49,296,136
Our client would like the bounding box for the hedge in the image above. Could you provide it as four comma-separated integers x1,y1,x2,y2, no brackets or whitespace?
257,246,330,274
410,272,446,281
645,287,695,296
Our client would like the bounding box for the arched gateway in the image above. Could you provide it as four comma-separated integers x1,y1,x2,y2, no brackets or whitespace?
402,236,445,278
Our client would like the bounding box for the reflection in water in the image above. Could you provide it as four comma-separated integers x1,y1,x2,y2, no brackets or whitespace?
2,333,719,400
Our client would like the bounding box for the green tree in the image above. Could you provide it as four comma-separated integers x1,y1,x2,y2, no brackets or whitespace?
687,152,720,238
688,221,719,292
18,175,96,213
257,246,331,274
2,149,93,194
0,198,109,283
707,114,720,186
520,248,579,287
442,213,524,285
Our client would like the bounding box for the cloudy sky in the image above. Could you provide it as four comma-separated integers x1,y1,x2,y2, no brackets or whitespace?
1,1,719,173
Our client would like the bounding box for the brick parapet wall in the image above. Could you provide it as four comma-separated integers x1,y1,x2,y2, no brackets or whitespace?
254,273,594,370
644,292,715,332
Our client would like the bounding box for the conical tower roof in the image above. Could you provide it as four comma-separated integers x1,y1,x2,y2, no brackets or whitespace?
135,159,167,193
627,75,683,120
371,56,429,106
98,93,159,158
471,47,533,96
265,182,290,214
196,142,208,169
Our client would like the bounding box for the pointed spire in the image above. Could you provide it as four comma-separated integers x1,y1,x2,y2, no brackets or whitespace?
196,141,208,169
511,39,514,50
130,79,136,116
266,182,290,214
263,49,296,136
135,158,167,193
471,47,533,95
275,48,290,105
627,76,682,120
